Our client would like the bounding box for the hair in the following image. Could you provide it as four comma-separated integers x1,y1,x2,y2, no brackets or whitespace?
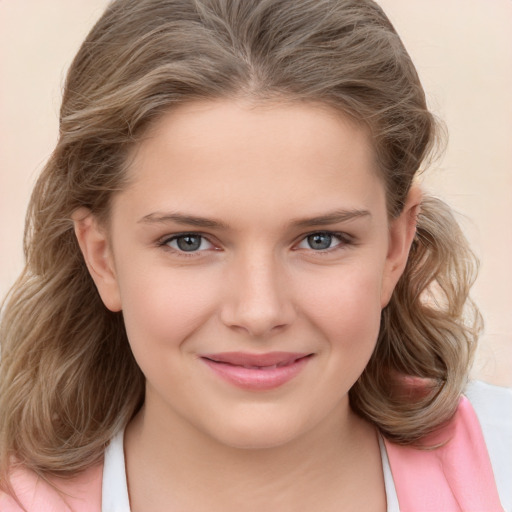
1,0,481,486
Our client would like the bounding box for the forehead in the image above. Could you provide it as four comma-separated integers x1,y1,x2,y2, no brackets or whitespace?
117,99,385,224
135,99,374,171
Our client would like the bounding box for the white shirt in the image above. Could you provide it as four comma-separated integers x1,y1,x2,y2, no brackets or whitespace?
101,380,512,512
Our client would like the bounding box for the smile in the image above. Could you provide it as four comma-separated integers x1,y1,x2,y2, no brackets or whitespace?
200,352,313,391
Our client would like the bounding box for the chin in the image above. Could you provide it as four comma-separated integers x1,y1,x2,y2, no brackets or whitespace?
217,428,303,451
201,408,314,451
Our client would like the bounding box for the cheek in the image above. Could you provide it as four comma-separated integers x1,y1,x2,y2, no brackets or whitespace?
291,263,384,407
115,262,221,350
297,262,384,348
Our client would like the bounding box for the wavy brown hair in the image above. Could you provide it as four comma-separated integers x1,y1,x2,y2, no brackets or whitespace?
0,0,481,485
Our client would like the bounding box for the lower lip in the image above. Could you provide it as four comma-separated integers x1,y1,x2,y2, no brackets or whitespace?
201,356,312,391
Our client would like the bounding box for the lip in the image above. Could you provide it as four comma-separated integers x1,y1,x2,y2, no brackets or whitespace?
200,351,313,391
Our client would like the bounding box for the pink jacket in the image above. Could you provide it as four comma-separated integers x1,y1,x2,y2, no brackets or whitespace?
0,397,503,511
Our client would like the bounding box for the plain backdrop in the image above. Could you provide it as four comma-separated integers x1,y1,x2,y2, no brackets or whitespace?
0,0,511,386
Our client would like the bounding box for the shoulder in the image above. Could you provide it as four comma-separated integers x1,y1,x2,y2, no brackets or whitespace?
464,379,512,424
0,463,103,512
384,381,510,511
465,380,512,511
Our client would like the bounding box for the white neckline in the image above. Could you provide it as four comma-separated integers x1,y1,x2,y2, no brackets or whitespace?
101,429,400,512
102,428,131,512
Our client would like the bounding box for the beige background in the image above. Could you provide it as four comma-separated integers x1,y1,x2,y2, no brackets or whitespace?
1,1,511,386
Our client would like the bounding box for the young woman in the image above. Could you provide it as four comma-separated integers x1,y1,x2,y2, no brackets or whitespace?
0,1,510,510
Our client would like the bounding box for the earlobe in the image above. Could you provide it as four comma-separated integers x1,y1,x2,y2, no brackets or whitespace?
72,208,122,312
380,186,422,307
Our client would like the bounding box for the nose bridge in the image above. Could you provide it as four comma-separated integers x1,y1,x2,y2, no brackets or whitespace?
220,245,293,337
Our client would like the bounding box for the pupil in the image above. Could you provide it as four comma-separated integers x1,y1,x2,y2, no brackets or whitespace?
308,233,332,250
177,235,201,251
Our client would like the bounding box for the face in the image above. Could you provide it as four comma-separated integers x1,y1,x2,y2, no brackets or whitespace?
77,100,416,449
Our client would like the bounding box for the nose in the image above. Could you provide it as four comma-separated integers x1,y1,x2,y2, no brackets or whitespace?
219,250,296,338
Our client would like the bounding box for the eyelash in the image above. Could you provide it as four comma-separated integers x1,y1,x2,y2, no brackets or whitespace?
157,231,354,257
157,232,217,257
295,231,353,254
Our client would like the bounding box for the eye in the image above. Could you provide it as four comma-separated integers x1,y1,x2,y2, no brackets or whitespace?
165,234,214,252
296,232,347,251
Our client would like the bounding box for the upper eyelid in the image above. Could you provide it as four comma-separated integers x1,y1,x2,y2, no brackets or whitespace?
303,230,351,238
159,231,213,244
294,230,353,244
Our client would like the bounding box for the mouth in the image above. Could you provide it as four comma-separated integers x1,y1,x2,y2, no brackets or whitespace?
200,352,313,390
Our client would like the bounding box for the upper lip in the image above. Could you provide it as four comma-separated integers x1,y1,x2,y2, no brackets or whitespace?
200,352,311,368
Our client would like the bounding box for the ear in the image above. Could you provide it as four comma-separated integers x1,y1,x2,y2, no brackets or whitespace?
380,186,422,308
72,207,122,312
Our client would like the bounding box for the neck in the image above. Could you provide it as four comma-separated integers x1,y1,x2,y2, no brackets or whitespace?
124,396,386,512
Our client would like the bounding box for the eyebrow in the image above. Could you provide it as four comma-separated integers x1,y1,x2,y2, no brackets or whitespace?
138,209,371,229
291,209,371,228
138,212,229,229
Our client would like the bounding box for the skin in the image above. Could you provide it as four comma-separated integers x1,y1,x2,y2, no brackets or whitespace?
74,99,420,511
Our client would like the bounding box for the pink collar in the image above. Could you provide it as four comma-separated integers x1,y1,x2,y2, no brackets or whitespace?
0,461,102,511
384,396,504,511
